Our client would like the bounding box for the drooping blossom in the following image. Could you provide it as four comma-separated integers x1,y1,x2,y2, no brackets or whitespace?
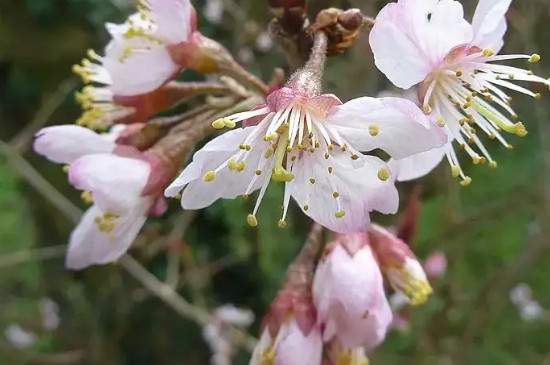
423,251,448,280
165,84,446,232
313,233,392,354
72,0,196,129
367,225,432,306
250,317,323,365
370,0,550,184
33,125,159,269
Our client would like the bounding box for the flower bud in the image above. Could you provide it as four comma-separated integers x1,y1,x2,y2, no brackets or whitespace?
367,225,432,306
250,317,322,365
313,234,392,350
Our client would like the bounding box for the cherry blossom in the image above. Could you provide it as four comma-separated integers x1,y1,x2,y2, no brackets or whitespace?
165,86,446,233
33,125,154,269
370,0,550,184
313,234,392,352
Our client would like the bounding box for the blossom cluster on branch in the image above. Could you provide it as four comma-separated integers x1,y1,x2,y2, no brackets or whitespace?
31,0,548,363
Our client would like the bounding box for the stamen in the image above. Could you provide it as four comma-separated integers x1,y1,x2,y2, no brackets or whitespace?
247,214,258,227
377,168,390,181
203,171,216,182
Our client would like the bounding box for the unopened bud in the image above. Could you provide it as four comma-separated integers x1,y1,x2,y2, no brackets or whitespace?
368,225,433,306
337,9,363,31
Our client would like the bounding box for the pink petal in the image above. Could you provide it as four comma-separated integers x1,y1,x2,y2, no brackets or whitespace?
33,125,115,164
329,97,447,160
149,0,194,44
104,39,179,96
274,321,322,365
66,203,149,270
471,0,511,52
388,145,446,182
291,152,398,234
68,154,150,214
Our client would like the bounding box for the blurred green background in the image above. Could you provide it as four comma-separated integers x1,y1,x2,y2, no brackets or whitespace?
1,0,550,364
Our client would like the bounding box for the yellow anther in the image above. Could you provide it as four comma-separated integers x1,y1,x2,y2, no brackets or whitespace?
351,154,359,161
482,48,494,57
303,205,309,211
489,161,498,168
245,145,252,151
422,104,432,115
460,177,472,186
377,168,390,181
335,211,346,219
511,114,519,121
333,192,340,198
81,191,93,204
264,133,278,141
455,70,463,77
239,144,246,150
255,170,262,176
242,194,249,201
529,54,541,63
328,144,334,151
506,144,515,150
62,165,70,173
535,93,542,100
224,120,236,129
264,149,274,159
278,220,287,229
315,142,320,149
472,156,481,165
235,161,246,172
203,171,216,182
291,156,297,161
247,214,258,227
340,145,347,152
328,166,334,174
228,159,237,171
309,178,316,184
451,165,460,178
324,152,330,160
436,115,446,127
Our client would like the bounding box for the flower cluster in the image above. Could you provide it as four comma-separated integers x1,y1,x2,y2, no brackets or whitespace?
250,230,431,364
29,0,548,361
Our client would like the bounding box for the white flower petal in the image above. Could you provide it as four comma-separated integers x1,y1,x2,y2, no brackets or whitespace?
104,39,179,96
388,145,446,182
291,152,398,233
329,97,447,159
274,321,322,365
68,154,150,214
66,203,149,270
471,0,511,52
168,127,269,209
149,0,193,44
370,0,473,89
33,126,115,164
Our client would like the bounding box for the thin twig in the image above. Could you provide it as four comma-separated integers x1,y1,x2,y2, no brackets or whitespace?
166,211,198,289
9,79,78,153
119,254,257,351
0,140,83,222
0,245,67,269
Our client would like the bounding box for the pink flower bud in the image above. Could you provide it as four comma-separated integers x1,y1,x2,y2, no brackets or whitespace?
250,318,322,365
313,234,392,350
368,225,432,306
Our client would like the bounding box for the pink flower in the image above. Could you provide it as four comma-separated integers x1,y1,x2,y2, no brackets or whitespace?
313,234,392,350
249,319,322,365
33,125,156,269
72,0,195,129
165,86,446,233
370,0,549,184
367,225,432,306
